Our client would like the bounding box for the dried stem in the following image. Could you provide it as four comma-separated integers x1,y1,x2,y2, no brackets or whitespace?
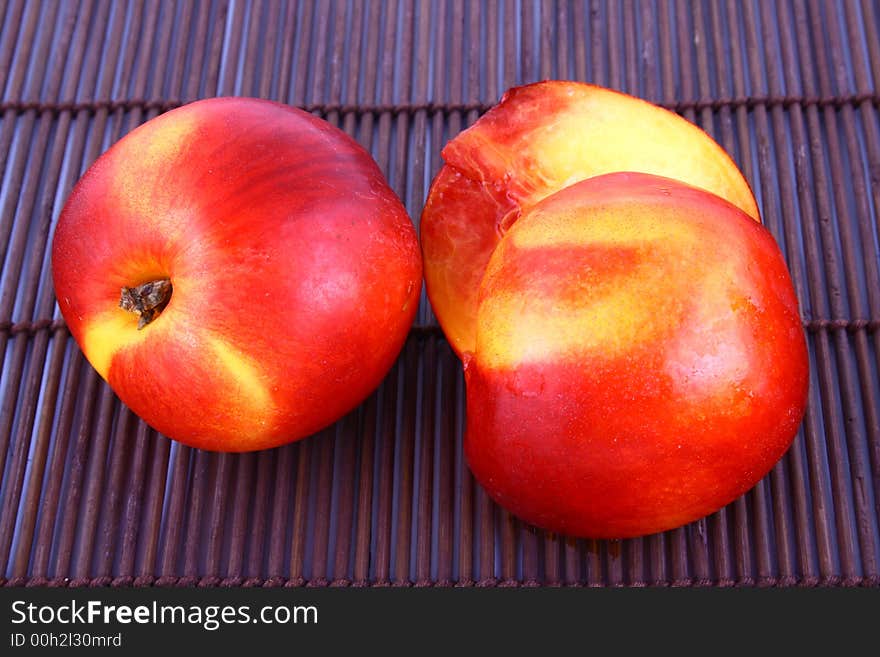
119,279,173,329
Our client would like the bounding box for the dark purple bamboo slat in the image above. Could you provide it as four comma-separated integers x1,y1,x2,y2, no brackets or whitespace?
435,342,458,586
2,0,93,580
225,452,256,583
764,0,857,585
798,0,880,583
328,412,358,587
350,395,377,586
0,0,878,588
49,366,100,580
133,430,170,583
70,385,116,581
24,346,84,582
5,332,67,582
158,2,196,101
741,0,821,586
0,0,37,106
337,0,364,140
216,0,245,97
240,0,270,99
114,420,151,582
199,1,230,100
307,427,335,586
371,360,399,586
94,409,135,579
288,0,313,107
180,449,208,581
200,452,233,583
842,1,880,563
392,338,418,586
287,439,311,586
353,0,382,153
270,1,298,104
0,2,63,495
240,460,272,583
156,443,190,582
264,443,294,583
781,1,862,586
414,336,437,585
0,1,27,91
409,1,430,333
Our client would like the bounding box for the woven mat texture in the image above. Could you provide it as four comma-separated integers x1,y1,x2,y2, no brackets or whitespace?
1,0,879,587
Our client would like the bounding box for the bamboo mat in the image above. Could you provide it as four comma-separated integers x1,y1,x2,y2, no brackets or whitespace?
1,0,879,587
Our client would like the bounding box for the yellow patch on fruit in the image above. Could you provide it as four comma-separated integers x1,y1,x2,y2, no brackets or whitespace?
476,192,740,371
522,92,760,221
208,337,274,415
139,110,200,163
81,307,152,379
477,263,669,370
105,111,201,237
509,202,697,252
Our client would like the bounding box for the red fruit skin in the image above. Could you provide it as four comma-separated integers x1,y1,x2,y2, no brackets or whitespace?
464,172,808,539
52,97,422,452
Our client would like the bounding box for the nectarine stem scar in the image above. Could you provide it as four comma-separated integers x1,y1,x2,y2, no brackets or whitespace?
119,279,172,329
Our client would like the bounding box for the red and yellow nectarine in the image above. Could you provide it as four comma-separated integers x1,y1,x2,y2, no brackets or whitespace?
463,172,808,538
53,97,422,452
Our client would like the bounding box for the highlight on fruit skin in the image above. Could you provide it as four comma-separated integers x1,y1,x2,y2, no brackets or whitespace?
52,97,423,452
420,80,761,359
463,172,808,540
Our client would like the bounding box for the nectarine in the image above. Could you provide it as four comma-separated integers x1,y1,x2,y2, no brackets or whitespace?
52,98,422,452
464,172,808,539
